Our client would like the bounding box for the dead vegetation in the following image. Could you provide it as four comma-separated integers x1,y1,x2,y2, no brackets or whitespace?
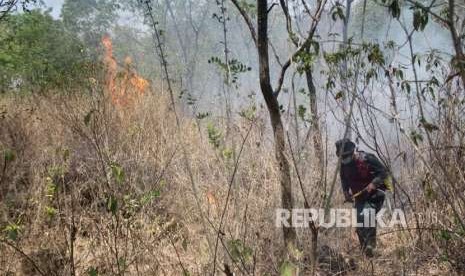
0,87,463,275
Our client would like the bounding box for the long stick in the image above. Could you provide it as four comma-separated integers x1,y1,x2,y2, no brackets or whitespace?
212,120,255,275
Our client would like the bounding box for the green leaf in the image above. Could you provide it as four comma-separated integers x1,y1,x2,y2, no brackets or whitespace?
140,189,161,205
367,44,385,65
401,81,411,94
410,130,423,146
62,148,70,162
413,9,422,31
239,105,256,121
298,105,307,121
334,91,344,100
207,123,222,149
222,148,233,160
425,184,435,199
388,0,401,19
45,206,58,218
87,267,98,276
45,177,57,198
3,149,16,162
227,239,253,263
111,163,125,184
439,230,451,241
106,195,118,215
118,257,127,270
4,222,21,241
195,112,210,120
330,3,345,22
280,260,297,276
420,117,439,132
412,7,428,31
84,110,95,126
182,238,188,251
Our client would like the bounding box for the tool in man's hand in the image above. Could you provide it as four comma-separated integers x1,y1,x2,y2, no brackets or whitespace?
344,186,385,203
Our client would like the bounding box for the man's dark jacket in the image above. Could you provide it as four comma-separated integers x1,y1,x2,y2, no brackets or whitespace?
340,151,388,196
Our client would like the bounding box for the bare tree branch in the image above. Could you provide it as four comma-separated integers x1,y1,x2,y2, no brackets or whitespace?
229,0,257,46
274,0,328,96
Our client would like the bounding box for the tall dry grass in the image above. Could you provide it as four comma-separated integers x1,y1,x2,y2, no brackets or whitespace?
0,89,463,275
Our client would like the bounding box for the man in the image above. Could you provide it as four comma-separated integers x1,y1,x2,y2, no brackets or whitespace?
336,138,388,257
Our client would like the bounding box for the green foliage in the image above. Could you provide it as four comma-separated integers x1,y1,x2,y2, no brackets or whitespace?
3,148,15,162
383,0,401,19
84,110,96,126
61,148,71,162
110,162,125,185
212,1,229,24
295,41,320,73
425,50,443,71
182,237,188,251
330,2,345,22
412,6,429,31
45,177,57,199
117,257,127,271
410,130,423,146
424,182,435,199
123,195,140,217
208,56,251,87
238,0,256,16
324,41,386,88
207,122,222,149
0,0,37,22
438,230,452,241
366,43,385,66
323,45,361,66
222,148,233,160
394,246,406,260
179,90,197,106
106,195,118,215
401,81,411,94
61,0,119,50
44,206,58,218
298,105,307,121
239,104,256,121
0,10,89,92
87,267,99,276
334,91,344,101
140,189,161,206
3,221,22,241
227,239,253,263
47,164,66,179
279,260,297,276
196,112,211,120
420,117,439,132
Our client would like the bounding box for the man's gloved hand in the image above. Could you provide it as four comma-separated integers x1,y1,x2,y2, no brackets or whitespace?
344,191,353,203
366,183,376,194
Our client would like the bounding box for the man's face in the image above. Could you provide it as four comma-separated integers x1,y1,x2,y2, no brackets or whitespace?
341,153,353,165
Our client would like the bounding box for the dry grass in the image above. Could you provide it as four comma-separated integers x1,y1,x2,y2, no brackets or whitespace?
0,90,463,275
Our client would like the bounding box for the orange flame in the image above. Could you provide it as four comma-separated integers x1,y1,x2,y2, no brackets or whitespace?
101,35,148,106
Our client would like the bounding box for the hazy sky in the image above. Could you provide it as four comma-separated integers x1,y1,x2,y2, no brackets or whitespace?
41,0,64,18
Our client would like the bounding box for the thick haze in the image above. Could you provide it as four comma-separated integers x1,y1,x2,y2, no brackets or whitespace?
30,0,456,160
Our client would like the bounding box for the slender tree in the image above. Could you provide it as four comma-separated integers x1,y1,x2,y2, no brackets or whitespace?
230,0,297,250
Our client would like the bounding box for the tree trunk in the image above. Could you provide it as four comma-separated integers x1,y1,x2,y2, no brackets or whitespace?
447,0,465,86
305,70,324,184
341,0,353,139
257,0,296,248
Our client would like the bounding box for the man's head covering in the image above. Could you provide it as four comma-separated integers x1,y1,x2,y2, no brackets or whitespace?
335,138,355,157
